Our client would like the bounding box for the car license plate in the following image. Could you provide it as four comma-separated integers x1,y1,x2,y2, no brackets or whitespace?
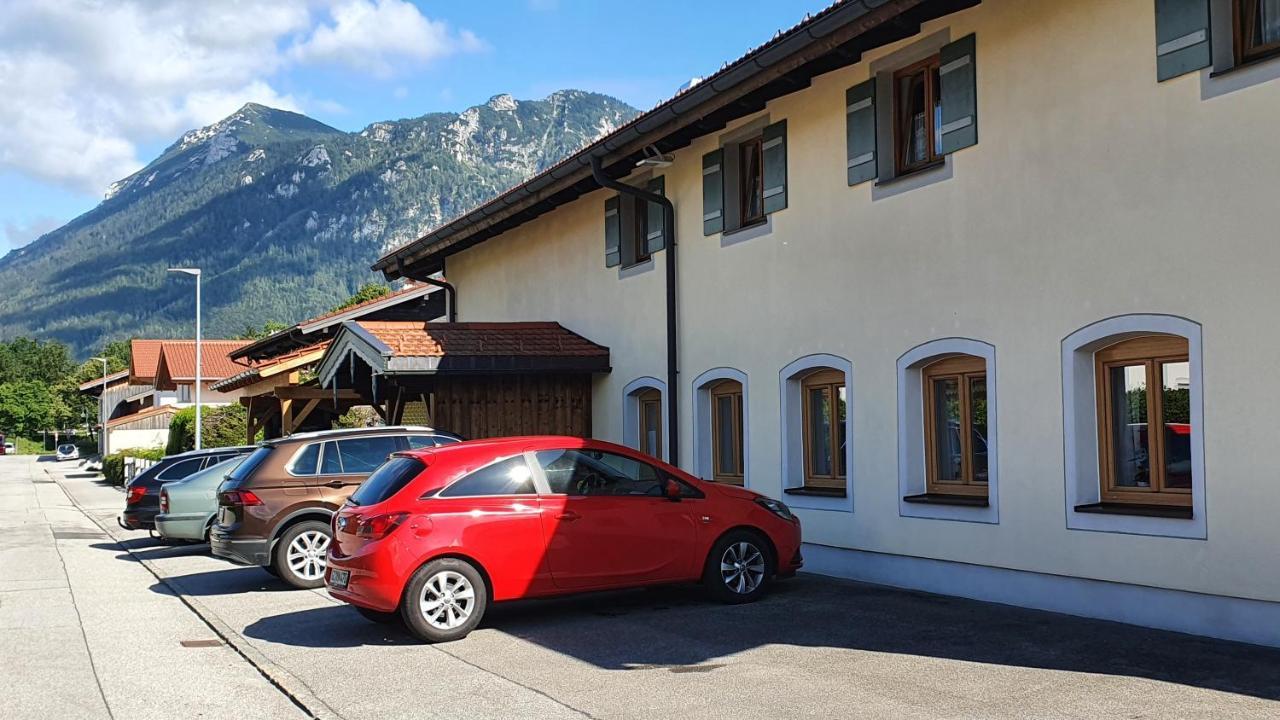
329,568,349,590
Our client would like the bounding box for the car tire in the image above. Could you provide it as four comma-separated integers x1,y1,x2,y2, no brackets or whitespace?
400,558,488,643
355,606,402,625
703,529,774,604
272,520,331,590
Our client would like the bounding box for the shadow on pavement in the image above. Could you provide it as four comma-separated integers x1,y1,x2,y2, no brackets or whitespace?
154,566,294,596
246,575,1280,700
244,605,417,648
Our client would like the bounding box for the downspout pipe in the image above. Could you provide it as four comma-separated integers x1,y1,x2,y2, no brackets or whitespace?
399,260,458,322
590,155,679,467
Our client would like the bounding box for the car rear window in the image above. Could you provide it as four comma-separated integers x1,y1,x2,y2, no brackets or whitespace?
225,446,273,485
349,456,425,506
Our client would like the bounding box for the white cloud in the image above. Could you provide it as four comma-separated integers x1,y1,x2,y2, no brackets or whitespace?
0,0,483,197
292,0,485,77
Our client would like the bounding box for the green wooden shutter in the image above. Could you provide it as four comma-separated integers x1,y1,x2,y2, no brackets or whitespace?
762,120,788,214
645,176,666,254
702,149,724,235
604,195,621,267
845,79,877,186
938,34,978,155
1155,0,1212,81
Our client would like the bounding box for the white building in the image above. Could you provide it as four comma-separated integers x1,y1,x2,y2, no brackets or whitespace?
371,0,1280,647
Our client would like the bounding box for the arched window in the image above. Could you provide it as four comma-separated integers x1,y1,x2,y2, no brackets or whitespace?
622,378,668,463
709,379,744,484
1094,335,1191,507
1061,315,1204,539
801,369,847,490
637,388,663,459
921,354,988,497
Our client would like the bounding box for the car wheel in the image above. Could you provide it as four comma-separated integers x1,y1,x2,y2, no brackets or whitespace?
703,530,773,604
400,558,487,643
355,606,402,625
273,520,331,590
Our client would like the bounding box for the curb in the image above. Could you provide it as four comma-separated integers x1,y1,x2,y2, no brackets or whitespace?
46,466,346,720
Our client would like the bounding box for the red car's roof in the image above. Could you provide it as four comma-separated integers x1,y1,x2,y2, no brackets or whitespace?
400,436,648,463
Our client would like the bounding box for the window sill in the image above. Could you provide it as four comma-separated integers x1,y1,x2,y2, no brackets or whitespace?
784,486,846,498
1210,50,1280,79
903,492,989,508
1073,502,1193,520
723,218,768,237
875,160,945,188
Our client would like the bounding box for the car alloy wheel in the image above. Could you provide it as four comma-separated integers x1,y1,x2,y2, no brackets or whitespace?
285,530,329,581
419,570,476,630
720,540,766,595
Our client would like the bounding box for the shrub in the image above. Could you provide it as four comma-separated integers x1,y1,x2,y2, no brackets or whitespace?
166,404,257,454
102,446,164,486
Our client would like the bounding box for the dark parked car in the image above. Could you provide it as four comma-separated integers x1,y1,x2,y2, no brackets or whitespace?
211,426,459,589
121,446,256,531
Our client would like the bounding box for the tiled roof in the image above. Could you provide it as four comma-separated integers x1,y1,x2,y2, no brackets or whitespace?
354,321,609,358
155,340,253,386
210,341,329,392
130,339,167,382
105,404,179,429
79,370,129,392
298,283,435,330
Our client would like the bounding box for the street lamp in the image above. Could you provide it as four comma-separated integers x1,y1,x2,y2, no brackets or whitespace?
168,267,203,449
89,356,108,455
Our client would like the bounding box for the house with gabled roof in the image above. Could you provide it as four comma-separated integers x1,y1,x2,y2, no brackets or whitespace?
349,0,1280,647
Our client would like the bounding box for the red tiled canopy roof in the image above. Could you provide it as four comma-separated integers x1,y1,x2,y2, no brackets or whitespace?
354,321,609,359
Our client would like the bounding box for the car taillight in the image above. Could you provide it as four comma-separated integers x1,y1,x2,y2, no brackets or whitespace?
223,490,263,507
159,490,169,514
356,512,409,539
126,486,147,505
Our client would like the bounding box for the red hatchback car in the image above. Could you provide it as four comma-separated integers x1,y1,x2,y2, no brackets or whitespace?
326,436,803,642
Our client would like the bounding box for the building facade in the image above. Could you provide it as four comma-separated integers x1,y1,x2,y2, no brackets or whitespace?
374,0,1280,646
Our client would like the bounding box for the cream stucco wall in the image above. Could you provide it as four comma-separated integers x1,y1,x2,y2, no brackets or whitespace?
443,0,1280,606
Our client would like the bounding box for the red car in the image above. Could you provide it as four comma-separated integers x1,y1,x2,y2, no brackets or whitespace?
326,436,803,642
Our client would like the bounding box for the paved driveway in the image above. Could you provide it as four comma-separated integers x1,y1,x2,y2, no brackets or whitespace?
18,456,1280,719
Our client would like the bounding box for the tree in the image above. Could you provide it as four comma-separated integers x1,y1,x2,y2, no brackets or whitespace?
0,338,75,386
0,381,54,436
235,321,290,340
166,404,260,453
329,282,390,313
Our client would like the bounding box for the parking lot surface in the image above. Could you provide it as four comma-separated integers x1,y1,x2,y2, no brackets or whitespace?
6,454,1280,719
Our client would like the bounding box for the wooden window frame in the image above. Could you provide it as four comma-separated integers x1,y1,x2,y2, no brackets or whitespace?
921,355,988,497
709,380,744,485
801,369,846,490
1095,335,1191,507
1235,0,1280,65
637,388,662,459
738,136,766,229
893,55,944,176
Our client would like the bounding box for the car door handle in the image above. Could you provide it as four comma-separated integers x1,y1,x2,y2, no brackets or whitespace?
323,480,344,488
556,510,581,522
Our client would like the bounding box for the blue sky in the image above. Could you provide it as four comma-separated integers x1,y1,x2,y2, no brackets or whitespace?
0,0,830,254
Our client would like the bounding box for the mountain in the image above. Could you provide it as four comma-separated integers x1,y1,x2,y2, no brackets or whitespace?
0,92,638,356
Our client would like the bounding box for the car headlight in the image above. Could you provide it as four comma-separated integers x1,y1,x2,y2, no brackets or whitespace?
755,497,796,523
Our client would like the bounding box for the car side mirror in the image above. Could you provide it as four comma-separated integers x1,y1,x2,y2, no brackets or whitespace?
664,479,682,502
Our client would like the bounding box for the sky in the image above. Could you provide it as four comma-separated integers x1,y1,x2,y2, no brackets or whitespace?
0,0,831,254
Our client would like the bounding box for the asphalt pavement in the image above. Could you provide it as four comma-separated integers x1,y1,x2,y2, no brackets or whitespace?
5,453,1280,720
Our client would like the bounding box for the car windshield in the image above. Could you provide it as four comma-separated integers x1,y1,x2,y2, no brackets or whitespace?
183,456,244,485
348,456,425,506
58,445,75,452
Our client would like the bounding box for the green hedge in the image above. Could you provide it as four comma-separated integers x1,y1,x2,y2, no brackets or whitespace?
166,404,257,455
103,447,165,486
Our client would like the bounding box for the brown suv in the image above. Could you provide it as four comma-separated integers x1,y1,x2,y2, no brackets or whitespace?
210,426,460,588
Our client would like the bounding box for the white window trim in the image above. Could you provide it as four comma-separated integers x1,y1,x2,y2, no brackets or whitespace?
692,368,750,488
622,376,669,463
1062,314,1206,540
897,338,999,524
779,354,854,513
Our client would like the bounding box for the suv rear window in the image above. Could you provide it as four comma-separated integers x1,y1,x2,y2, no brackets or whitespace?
225,446,272,485
349,456,425,506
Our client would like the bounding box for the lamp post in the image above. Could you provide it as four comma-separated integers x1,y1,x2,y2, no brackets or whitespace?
89,356,108,455
168,268,203,449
